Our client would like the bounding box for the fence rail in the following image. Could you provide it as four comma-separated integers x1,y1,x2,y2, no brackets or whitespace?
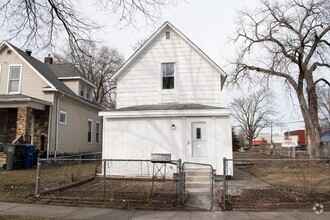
222,157,330,210
36,158,181,209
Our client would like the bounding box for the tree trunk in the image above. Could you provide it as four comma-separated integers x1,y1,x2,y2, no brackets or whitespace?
297,87,321,159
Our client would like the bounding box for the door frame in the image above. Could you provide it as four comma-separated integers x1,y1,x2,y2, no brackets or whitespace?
185,118,213,165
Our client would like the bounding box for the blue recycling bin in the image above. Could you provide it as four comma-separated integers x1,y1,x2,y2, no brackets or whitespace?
21,144,35,168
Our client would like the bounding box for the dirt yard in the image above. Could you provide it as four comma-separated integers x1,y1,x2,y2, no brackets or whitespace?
227,151,330,210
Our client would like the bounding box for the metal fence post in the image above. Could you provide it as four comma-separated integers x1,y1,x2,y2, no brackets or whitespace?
177,159,182,205
103,159,107,199
35,157,41,197
223,157,227,209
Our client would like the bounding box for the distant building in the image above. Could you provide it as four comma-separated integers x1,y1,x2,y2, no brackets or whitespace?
284,129,306,145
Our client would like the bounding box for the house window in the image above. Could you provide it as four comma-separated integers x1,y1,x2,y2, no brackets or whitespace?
59,110,67,125
96,121,100,144
165,31,170,39
0,110,8,135
8,65,22,93
87,119,92,143
79,83,85,97
162,63,174,89
86,89,90,100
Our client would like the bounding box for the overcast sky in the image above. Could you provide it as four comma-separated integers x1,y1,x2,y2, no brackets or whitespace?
9,0,308,134
88,0,305,133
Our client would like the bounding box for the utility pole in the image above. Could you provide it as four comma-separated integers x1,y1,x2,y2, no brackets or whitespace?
270,122,273,144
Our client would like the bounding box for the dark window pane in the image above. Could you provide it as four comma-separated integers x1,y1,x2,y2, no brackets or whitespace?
162,63,174,77
163,77,174,89
166,31,170,39
196,128,201,139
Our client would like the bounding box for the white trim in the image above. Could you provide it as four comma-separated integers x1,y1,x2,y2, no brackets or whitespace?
87,119,93,143
0,64,2,82
112,22,227,81
161,62,175,90
59,110,67,125
79,83,86,98
58,77,96,88
95,121,100,144
7,64,22,94
99,108,230,119
2,42,56,89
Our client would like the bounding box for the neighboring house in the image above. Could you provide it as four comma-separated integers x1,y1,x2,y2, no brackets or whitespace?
0,42,104,157
100,22,232,175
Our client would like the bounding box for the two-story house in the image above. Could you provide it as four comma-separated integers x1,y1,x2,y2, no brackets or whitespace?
0,42,103,157
99,22,232,174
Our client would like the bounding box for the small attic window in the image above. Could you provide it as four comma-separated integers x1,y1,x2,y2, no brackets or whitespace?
165,31,170,39
7,49,12,54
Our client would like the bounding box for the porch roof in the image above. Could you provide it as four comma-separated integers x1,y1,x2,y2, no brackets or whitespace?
0,94,51,110
99,103,230,118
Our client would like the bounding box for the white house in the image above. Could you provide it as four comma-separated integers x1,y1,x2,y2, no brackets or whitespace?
99,22,232,175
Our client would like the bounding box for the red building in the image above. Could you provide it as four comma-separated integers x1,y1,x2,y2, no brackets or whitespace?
284,130,306,145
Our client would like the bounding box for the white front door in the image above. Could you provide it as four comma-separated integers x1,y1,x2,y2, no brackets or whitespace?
186,120,210,164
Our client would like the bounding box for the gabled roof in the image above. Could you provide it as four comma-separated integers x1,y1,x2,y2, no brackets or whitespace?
112,21,227,81
0,41,103,110
47,63,96,88
2,42,76,96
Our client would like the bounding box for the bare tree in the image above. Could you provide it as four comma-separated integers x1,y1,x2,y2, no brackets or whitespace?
0,0,179,52
230,89,277,150
56,42,124,109
317,86,330,134
131,38,149,51
229,0,330,158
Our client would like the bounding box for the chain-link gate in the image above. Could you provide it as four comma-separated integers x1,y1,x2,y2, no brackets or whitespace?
181,162,214,210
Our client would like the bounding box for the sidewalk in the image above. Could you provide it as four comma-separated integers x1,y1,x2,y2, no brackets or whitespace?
0,202,329,220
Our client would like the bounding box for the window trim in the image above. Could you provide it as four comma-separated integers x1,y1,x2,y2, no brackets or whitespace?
59,110,67,125
95,121,100,144
161,62,175,90
87,119,93,143
79,83,86,98
7,64,22,94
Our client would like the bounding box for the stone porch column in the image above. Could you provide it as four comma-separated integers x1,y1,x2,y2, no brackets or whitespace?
16,107,33,143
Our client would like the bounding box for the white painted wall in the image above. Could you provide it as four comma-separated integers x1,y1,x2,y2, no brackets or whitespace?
116,27,223,108
102,115,233,175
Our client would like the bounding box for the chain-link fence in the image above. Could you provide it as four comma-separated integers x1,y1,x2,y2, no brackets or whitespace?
221,158,330,210
182,162,214,210
36,158,181,209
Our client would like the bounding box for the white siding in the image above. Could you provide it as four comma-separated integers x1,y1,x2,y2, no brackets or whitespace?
103,117,184,161
103,115,232,175
116,27,223,108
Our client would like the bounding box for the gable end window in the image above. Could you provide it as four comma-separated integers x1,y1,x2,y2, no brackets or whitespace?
59,111,67,125
8,65,22,93
165,31,170,39
162,63,174,89
87,119,93,143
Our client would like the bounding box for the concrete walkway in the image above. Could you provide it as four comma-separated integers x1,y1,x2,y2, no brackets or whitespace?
0,202,329,220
